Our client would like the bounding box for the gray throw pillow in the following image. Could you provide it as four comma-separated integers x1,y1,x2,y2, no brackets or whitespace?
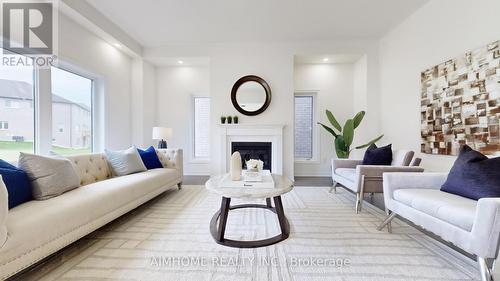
18,153,81,200
105,146,147,176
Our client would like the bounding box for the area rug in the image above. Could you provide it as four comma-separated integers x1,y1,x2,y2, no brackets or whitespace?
22,186,479,281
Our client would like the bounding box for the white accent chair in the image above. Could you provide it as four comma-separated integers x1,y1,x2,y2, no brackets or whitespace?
378,172,500,281
331,150,424,213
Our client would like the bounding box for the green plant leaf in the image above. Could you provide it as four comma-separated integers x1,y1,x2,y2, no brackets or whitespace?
343,119,354,147
353,111,365,129
354,134,384,149
317,122,338,137
326,110,342,132
335,136,349,158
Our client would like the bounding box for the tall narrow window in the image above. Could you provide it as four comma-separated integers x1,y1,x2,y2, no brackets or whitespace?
51,67,93,155
0,51,35,160
294,95,314,160
193,97,210,159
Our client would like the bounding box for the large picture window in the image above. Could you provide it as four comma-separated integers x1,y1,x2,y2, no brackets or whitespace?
0,52,35,160
51,67,93,155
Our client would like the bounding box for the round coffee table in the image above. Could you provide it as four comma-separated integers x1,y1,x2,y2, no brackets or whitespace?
205,174,293,248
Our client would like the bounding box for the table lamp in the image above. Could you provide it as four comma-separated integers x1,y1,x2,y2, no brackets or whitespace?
152,127,172,149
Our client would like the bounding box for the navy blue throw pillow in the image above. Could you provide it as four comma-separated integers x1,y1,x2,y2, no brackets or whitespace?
362,144,393,165
441,145,500,200
137,146,164,169
0,159,33,209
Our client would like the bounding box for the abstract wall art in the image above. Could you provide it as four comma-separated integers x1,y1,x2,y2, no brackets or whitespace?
421,40,500,156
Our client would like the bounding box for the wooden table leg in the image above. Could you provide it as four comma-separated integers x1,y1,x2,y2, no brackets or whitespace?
209,199,290,248
266,198,272,208
217,197,231,241
273,196,289,236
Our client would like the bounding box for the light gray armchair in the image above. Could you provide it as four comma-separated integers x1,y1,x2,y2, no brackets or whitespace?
378,172,500,281
331,150,424,213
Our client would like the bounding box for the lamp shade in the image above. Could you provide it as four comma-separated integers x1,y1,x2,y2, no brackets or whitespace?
152,127,172,140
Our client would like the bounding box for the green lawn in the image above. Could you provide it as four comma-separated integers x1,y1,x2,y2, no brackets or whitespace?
0,141,91,161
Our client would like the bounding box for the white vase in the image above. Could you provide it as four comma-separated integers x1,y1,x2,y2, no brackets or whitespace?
230,152,242,181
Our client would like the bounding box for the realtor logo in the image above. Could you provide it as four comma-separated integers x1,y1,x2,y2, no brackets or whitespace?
0,0,58,68
2,1,53,54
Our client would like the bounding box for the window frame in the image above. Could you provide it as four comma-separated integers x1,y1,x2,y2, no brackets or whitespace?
0,48,104,161
190,94,210,163
294,91,320,163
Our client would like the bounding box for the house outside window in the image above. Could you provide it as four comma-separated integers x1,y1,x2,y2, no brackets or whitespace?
51,67,93,155
0,50,35,160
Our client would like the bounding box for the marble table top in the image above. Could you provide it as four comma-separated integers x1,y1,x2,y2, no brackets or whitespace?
205,174,294,199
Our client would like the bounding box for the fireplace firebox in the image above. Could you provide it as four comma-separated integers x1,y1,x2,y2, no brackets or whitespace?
231,142,272,171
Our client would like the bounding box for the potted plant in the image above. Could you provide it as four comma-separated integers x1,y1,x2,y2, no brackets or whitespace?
233,116,239,124
318,110,383,159
227,116,233,124
221,116,226,124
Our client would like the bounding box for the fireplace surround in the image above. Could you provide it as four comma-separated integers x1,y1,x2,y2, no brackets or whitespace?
219,124,284,174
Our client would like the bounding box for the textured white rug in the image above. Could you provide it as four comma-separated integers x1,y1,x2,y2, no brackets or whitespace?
24,186,479,281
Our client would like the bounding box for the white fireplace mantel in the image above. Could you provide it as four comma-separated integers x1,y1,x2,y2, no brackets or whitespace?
219,124,284,174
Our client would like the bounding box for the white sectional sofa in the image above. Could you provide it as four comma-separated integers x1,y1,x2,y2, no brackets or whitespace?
0,148,183,279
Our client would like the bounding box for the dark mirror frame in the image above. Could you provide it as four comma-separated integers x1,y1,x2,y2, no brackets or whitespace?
231,75,272,116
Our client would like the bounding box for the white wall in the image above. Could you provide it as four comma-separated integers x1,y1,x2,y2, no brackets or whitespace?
145,40,382,178
131,58,157,148
156,65,210,175
379,0,500,172
294,63,354,176
142,62,157,147
352,55,373,159
209,44,295,177
58,13,133,150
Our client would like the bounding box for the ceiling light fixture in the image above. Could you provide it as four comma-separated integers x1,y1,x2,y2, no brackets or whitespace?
323,58,329,62
177,60,184,64
113,43,121,48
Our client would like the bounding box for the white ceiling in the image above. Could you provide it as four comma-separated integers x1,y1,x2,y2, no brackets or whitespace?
86,0,428,47
294,54,363,64
152,56,210,66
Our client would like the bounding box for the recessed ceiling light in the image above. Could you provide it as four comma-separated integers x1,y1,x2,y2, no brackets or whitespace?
177,60,184,64
323,58,329,62
113,43,121,48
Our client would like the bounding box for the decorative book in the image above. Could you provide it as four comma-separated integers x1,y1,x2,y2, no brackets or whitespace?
243,171,262,182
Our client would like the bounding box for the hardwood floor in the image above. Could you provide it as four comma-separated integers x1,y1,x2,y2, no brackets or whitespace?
183,175,209,185
293,176,332,186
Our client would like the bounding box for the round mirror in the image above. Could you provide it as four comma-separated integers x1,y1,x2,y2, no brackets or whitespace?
231,75,271,116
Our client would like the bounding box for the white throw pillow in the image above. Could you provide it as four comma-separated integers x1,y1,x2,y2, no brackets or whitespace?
18,153,81,200
105,146,147,176
0,175,9,248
